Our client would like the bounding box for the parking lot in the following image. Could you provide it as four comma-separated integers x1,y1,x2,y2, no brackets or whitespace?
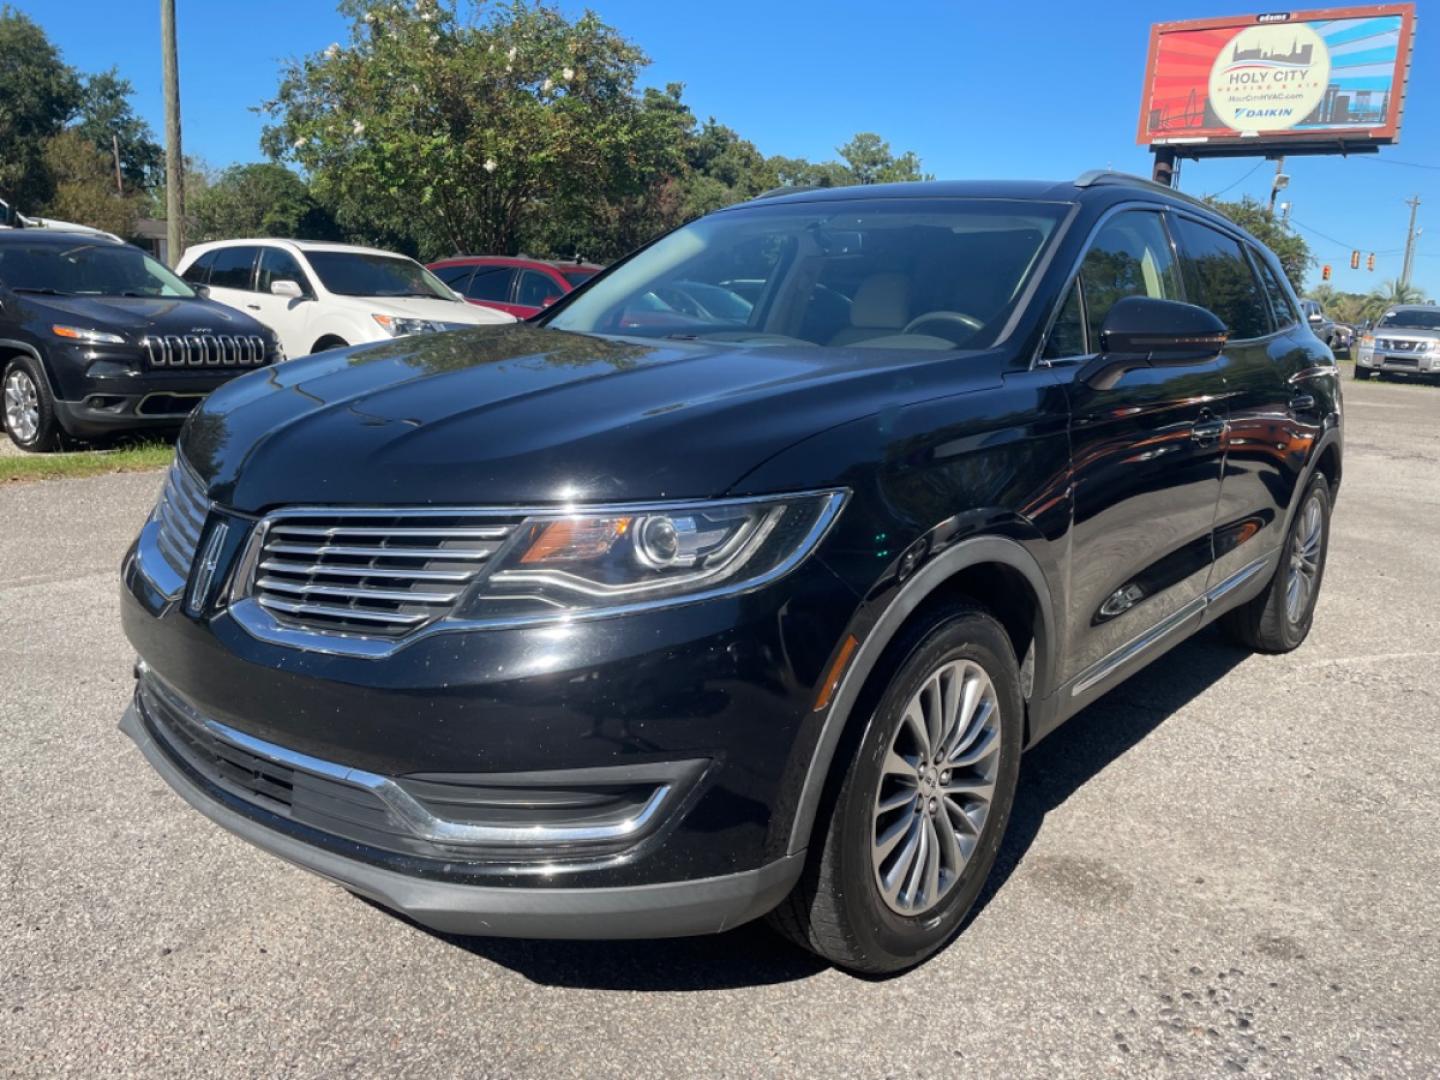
1,370,1437,1079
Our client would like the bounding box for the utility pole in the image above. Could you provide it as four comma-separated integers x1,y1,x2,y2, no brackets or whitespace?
1400,194,1421,288
111,134,124,196
1267,156,1289,217
161,0,184,266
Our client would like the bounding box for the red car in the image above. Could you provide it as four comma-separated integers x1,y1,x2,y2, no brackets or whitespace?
427,256,602,319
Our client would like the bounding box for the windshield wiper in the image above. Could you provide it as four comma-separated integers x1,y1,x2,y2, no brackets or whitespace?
11,287,71,296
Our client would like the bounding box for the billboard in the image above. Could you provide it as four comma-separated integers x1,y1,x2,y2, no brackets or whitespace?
1138,5,1416,155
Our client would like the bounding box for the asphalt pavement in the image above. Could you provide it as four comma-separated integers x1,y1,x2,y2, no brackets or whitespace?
2,371,1438,1078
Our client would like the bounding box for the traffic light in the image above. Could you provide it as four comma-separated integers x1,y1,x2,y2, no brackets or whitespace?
1322,264,1332,281
1350,250,1361,269
1367,252,1376,272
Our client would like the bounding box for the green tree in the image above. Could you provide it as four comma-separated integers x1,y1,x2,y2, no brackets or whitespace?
837,132,930,184
71,69,164,190
40,129,144,236
262,0,684,260
1204,195,1310,294
1365,278,1428,320
0,6,82,209
189,162,337,243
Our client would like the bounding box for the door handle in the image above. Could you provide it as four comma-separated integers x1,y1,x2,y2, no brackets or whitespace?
245,303,261,311
1290,392,1316,412
1192,412,1226,444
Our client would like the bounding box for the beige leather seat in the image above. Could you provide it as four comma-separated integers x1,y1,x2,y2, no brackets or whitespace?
829,273,910,346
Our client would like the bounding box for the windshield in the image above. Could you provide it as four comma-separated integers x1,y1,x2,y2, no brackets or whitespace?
561,268,597,286
545,198,1065,351
0,241,194,298
1378,308,1440,331
305,251,457,300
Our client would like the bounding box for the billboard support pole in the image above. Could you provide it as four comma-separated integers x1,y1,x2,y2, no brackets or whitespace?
1152,148,1177,187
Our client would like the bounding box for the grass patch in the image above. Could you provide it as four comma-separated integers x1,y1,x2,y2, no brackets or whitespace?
0,441,174,484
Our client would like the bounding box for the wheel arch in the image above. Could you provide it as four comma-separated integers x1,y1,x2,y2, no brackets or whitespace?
0,338,60,399
783,534,1057,857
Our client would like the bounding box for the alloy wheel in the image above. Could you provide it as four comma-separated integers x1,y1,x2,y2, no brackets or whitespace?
4,369,40,444
1286,495,1324,624
871,658,1001,916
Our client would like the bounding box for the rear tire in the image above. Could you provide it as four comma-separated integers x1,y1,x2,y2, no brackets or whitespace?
3,356,63,453
768,605,1022,974
1220,474,1331,654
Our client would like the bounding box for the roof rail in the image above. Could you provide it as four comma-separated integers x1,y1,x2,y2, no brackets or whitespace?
751,184,828,201
1073,169,1214,213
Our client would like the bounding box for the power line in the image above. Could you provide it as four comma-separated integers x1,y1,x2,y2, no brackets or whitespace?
1286,215,1402,256
1357,157,1440,172
1203,160,1264,199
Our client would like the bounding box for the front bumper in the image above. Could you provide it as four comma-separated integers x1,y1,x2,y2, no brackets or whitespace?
1356,349,1440,374
121,699,802,937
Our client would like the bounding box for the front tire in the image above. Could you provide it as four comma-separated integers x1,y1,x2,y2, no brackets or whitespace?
1220,474,1331,653
770,606,1022,974
1353,366,1373,380
3,357,62,452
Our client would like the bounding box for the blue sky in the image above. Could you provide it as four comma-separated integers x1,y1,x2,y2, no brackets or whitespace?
22,0,1439,296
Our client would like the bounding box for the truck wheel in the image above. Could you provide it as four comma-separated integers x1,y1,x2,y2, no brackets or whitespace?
768,605,1022,974
3,357,63,453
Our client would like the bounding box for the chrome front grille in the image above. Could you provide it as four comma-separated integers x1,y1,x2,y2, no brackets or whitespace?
248,511,521,636
142,334,270,368
1376,338,1421,352
153,459,209,581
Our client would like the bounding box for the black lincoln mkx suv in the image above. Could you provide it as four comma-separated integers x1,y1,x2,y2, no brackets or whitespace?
0,228,278,451
120,172,1341,974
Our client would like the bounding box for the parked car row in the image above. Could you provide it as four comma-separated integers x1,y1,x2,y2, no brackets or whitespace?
1,223,599,450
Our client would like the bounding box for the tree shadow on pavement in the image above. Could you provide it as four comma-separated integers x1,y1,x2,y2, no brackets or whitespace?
416,626,1250,990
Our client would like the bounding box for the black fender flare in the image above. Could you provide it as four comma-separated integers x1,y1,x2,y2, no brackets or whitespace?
0,337,61,400
784,534,1057,857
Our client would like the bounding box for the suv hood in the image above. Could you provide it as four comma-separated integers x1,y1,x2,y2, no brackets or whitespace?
26,294,269,338
182,324,997,511
365,295,514,326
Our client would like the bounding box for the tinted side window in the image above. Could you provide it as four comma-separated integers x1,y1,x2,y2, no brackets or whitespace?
465,267,515,302
1251,251,1296,330
1042,279,1087,359
208,246,258,291
1078,210,1180,343
1171,217,1270,340
433,265,474,288
256,247,311,295
517,269,563,308
181,250,215,285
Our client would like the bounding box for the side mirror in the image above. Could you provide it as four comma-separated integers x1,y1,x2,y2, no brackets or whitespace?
541,294,559,308
1081,297,1228,389
270,279,304,299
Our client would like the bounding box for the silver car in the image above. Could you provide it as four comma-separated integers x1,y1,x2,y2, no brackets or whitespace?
1355,305,1440,380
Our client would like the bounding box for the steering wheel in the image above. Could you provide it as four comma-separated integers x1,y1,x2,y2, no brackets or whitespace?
902,311,984,339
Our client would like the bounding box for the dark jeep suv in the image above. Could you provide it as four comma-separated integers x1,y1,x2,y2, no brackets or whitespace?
119,173,1340,974
1,229,279,451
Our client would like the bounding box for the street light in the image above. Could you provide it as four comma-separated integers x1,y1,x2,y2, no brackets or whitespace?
1268,172,1290,216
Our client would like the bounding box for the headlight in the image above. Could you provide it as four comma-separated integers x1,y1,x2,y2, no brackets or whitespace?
462,490,847,623
372,314,449,337
52,325,124,345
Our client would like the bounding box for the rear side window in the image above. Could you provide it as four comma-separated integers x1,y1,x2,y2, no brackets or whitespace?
1171,217,1270,340
1078,210,1180,343
256,247,311,296
517,269,563,308
207,246,258,291
465,267,515,303
1251,251,1296,330
181,250,215,285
